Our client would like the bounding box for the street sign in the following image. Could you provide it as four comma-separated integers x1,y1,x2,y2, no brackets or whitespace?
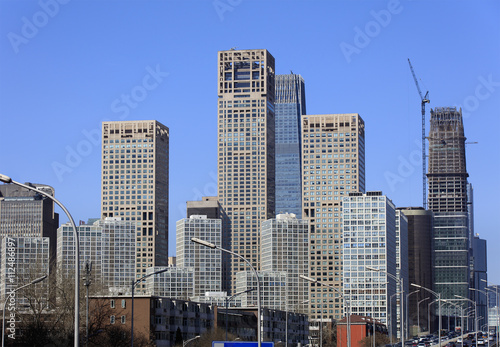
212,342,274,347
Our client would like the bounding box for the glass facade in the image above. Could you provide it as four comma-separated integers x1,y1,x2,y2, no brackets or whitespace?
427,107,470,301
275,74,306,218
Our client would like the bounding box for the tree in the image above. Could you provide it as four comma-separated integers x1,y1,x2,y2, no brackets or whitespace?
197,326,238,346
174,327,183,347
359,332,391,347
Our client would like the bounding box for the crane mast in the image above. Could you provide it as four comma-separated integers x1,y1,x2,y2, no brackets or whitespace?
408,59,430,209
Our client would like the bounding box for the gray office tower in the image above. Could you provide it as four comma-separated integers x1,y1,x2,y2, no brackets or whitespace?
427,107,469,301
275,74,306,218
398,207,433,333
217,49,276,292
0,183,59,261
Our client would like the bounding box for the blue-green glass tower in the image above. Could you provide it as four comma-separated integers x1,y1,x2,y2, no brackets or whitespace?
275,74,306,218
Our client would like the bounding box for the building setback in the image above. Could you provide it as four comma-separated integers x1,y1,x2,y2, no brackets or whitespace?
217,49,276,292
275,73,306,218
427,107,469,301
101,120,169,289
301,113,365,321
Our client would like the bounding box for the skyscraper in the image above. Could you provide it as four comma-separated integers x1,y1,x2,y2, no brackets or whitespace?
261,213,309,313
427,107,469,300
342,191,399,332
217,49,276,292
275,74,306,218
0,183,59,262
301,113,365,321
101,120,169,284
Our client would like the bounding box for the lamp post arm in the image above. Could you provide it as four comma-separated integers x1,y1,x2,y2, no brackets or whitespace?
0,176,80,347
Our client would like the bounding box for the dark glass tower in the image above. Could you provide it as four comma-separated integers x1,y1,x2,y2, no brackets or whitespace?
275,74,306,218
427,107,469,301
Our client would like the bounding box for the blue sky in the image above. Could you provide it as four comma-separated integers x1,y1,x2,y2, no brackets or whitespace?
1,0,499,283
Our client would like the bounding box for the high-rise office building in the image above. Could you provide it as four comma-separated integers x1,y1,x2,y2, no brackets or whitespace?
397,207,433,332
427,107,469,300
342,192,399,333
101,120,169,285
275,74,306,218
301,113,365,321
261,213,309,313
0,237,50,308
217,49,276,292
57,218,136,293
0,183,59,262
176,215,223,297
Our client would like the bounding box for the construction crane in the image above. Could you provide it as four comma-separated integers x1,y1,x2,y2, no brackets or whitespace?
408,58,430,209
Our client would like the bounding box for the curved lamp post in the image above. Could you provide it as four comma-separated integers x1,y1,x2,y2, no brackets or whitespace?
412,284,441,347
481,280,499,344
300,275,351,347
417,297,430,335
2,275,47,347
365,266,404,345
406,289,419,337
389,293,398,345
470,288,489,347
0,174,80,347
191,238,261,347
455,295,478,347
131,267,170,347
441,300,464,347
428,299,438,334
225,288,255,341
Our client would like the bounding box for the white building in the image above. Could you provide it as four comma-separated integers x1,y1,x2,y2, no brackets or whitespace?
261,213,309,313
176,215,222,297
235,270,288,310
144,266,194,300
57,217,135,294
0,237,50,308
342,191,401,332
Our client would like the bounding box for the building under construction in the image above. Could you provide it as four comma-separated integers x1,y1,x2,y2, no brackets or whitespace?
427,107,470,301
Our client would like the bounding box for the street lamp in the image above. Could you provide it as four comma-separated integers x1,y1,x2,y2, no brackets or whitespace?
441,300,464,347
470,288,489,347
411,283,441,347
0,174,80,347
2,275,47,347
300,275,351,347
481,279,499,344
183,335,200,347
417,297,430,335
191,238,262,347
455,295,478,347
225,288,255,341
389,293,398,345
131,267,170,347
406,289,419,337
83,260,92,347
365,266,404,345
428,299,438,334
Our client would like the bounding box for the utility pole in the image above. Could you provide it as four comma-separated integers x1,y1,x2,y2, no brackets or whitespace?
84,260,92,347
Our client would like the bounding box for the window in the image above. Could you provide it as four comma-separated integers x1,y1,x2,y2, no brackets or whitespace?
110,300,115,308
121,299,126,308
121,315,126,324
110,315,115,324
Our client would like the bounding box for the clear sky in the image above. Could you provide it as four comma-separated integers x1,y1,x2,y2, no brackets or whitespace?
1,0,499,283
